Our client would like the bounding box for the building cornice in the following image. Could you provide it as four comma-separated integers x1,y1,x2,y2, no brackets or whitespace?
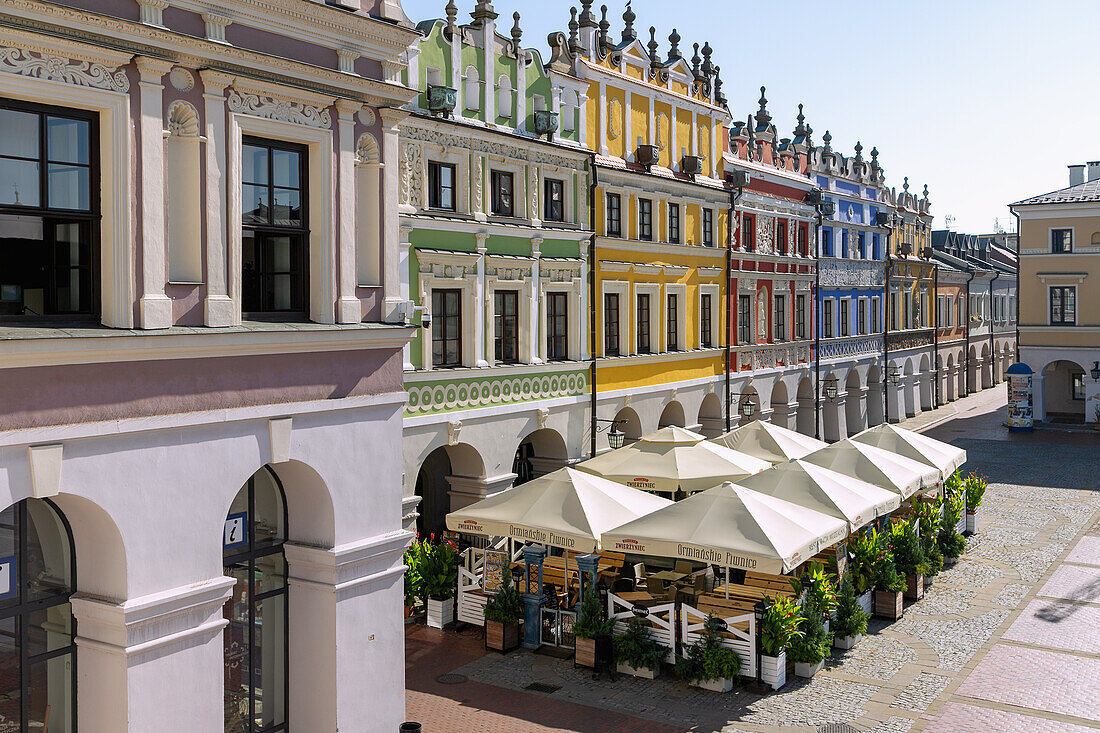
596,238,727,260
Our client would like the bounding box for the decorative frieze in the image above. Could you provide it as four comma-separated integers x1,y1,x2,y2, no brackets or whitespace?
227,89,332,128
137,0,169,27
820,335,883,360
402,123,585,171
0,46,129,92
818,260,885,288
400,142,423,208
405,368,589,416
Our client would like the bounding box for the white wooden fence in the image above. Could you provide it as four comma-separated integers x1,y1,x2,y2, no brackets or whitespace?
456,541,525,626
607,592,676,663
679,603,756,678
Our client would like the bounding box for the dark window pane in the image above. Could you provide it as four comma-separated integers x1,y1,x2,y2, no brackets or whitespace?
25,498,72,600
28,654,72,733
254,594,287,729
51,221,90,314
26,604,72,657
0,214,47,317
0,158,40,207
223,565,251,731
271,149,299,189
242,145,269,185
0,108,38,159
242,184,269,225
47,163,90,210
272,188,301,227
46,117,89,165
0,616,18,730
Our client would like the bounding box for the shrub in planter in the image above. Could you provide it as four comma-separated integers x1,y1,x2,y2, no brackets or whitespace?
873,559,906,620
759,595,804,690
613,617,670,678
888,520,929,599
832,578,869,649
573,586,615,668
414,536,458,628
790,562,837,622
483,571,523,652
675,615,742,692
403,546,421,618
964,473,988,534
848,527,885,614
789,604,833,678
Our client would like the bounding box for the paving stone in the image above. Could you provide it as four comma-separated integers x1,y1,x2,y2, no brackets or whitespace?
933,558,1003,590
983,506,1053,529
975,541,1067,582
954,644,1100,723
964,526,1038,553
991,583,1031,608
889,672,951,712
740,676,877,728
891,610,1010,671
1051,522,1085,542
926,702,1097,733
908,585,976,616
1002,599,1100,654
1065,536,1100,567
1019,499,1100,526
1037,564,1100,604
830,633,918,681
859,717,914,733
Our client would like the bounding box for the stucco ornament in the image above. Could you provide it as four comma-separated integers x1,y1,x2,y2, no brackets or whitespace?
608,97,623,140
0,47,129,92
166,100,200,137
356,133,379,164
656,112,669,148
757,288,767,341
472,154,484,212
756,215,773,255
168,67,194,92
400,142,423,208
358,107,376,127
528,167,538,218
227,90,332,129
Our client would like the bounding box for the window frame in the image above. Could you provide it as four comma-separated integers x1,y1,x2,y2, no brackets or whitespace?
871,296,880,333
840,297,850,337
741,213,755,251
823,298,835,338
776,220,787,256
666,292,678,351
427,160,457,212
1072,371,1086,400
636,292,652,354
857,296,868,335
490,169,514,217
493,289,520,364
606,192,622,237
1049,285,1076,325
604,291,621,356
796,293,807,340
798,223,808,257
700,291,713,348
638,198,653,242
737,294,752,345
431,288,463,367
668,202,681,244
773,293,786,342
1050,227,1073,254
546,291,568,361
702,208,714,246
543,177,565,222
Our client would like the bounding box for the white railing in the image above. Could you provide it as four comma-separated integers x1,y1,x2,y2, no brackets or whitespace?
607,592,676,663
680,604,756,678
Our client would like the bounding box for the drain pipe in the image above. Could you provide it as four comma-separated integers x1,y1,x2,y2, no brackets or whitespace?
964,267,976,396
989,270,1001,386
883,234,893,423
725,185,734,433
588,152,598,458
813,203,824,440
933,262,940,408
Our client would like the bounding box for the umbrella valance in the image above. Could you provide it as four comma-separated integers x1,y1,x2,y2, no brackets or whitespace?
601,482,849,575
801,439,940,500
736,459,901,532
445,467,673,552
576,426,770,495
711,421,828,465
850,423,966,480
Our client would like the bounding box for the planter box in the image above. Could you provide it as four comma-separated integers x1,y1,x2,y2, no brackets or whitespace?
427,597,454,629
693,677,735,693
966,510,979,535
834,633,863,650
794,659,824,678
857,590,874,617
574,636,596,668
484,620,521,653
760,651,786,690
874,590,904,620
905,574,924,601
616,662,658,679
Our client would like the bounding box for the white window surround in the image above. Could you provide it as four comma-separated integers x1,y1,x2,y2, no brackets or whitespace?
416,250,480,370
857,296,868,334
634,281,661,355
486,158,528,220
871,295,881,333
228,112,335,324
537,168,574,225
425,66,442,89
664,283,687,351
1048,284,1077,326
698,284,719,349
600,280,629,357
540,279,583,362
635,194,654,241
485,262,536,367
496,74,512,119
419,144,471,215
560,89,577,132
773,293,786,342
0,56,134,328
1048,225,1075,253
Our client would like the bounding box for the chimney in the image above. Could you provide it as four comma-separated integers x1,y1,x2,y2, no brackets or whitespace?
1070,164,1085,187
1088,161,1100,183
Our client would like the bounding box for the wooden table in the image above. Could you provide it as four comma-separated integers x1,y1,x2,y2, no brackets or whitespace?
648,570,688,583
615,591,654,604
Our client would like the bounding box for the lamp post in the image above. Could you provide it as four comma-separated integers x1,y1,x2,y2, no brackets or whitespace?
753,598,769,691
877,210,893,424
1092,361,1100,382
727,170,751,433
595,418,626,449
824,378,839,401
740,396,757,420
806,189,835,440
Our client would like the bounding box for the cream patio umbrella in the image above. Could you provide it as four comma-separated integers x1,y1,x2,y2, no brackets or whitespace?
575,426,771,496
601,482,849,585
801,439,940,500
735,459,901,533
445,467,673,553
850,423,967,481
711,420,828,465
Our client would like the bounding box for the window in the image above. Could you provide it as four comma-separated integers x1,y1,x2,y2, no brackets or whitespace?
1051,228,1073,253
737,294,751,344
1072,372,1086,400
840,298,850,336
841,230,849,258
431,289,462,366
428,161,456,211
544,178,564,222
606,193,621,236
242,138,308,315
667,293,678,351
773,295,786,342
639,198,653,241
547,292,567,360
776,220,787,256
0,101,98,320
823,299,834,338
822,228,833,257
700,294,713,347
872,233,881,259
490,170,514,216
937,295,945,327
858,298,867,334
702,208,714,246
637,293,651,353
903,291,913,329
796,294,807,339
889,291,898,331
224,467,288,733
1050,286,1076,325
857,232,866,259
871,296,880,333
494,290,519,363
741,214,755,251
604,293,620,355
798,224,808,256
946,296,954,327
668,203,681,243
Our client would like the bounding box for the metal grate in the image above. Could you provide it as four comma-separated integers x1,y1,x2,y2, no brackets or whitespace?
524,682,562,694
435,673,468,685
817,725,859,733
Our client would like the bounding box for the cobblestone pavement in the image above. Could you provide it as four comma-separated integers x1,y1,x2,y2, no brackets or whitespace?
406,388,1100,732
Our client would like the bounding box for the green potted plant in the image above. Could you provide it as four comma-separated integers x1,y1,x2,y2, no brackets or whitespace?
833,577,870,649
915,497,944,583
964,473,988,534
759,595,804,690
482,570,523,652
790,562,838,629
573,586,615,669
613,617,670,679
873,554,906,620
888,520,929,601
848,528,883,616
418,535,458,629
674,615,742,692
789,608,833,678
938,490,967,563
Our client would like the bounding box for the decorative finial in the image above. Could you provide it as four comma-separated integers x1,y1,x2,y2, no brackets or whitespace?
568,7,580,55
822,129,832,154
700,41,714,76
854,141,863,161
667,28,681,60
511,12,522,52
903,176,910,193
691,43,702,80
794,103,808,137
755,86,771,128
470,0,497,26
647,26,659,67
579,0,597,27
599,5,610,48
445,0,458,32
714,65,725,106
622,1,637,42
922,183,929,200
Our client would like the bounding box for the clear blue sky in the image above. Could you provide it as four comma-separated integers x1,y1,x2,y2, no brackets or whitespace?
400,0,1100,234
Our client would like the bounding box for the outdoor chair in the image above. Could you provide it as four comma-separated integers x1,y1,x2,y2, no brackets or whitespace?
633,563,647,580
674,560,693,575
612,577,634,594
